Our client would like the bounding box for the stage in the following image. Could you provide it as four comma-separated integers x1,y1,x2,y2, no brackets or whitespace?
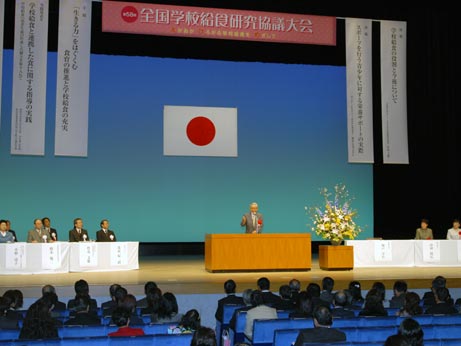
2,255,461,299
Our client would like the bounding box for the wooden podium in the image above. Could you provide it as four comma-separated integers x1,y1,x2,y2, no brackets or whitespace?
319,245,354,270
205,233,311,272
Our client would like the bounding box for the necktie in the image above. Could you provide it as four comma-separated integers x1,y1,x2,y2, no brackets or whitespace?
252,214,256,228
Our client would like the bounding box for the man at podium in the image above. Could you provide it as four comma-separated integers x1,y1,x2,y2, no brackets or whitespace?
241,202,264,234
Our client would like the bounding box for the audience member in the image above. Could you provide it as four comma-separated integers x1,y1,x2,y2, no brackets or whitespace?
398,318,423,346
257,277,282,307
137,281,158,308
172,309,201,334
103,286,127,317
319,277,335,304
331,290,355,318
289,291,312,318
372,281,389,307
140,286,162,316
423,276,453,307
0,296,19,329
67,279,98,313
229,288,253,330
101,284,122,313
359,289,388,317
244,290,277,340
424,287,458,314
3,290,24,320
294,305,346,345
398,292,423,317
118,294,144,325
384,335,411,346
289,278,301,305
42,285,66,311
390,280,408,309
276,285,295,310
190,326,217,346
64,296,101,326
108,307,144,336
155,292,182,323
346,281,364,308
215,279,244,322
19,297,58,340
306,282,327,310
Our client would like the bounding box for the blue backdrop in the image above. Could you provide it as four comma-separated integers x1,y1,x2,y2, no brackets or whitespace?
0,51,373,242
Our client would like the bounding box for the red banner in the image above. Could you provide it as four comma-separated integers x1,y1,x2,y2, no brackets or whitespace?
102,1,336,46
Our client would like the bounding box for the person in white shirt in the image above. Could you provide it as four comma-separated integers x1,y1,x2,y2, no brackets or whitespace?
446,219,461,240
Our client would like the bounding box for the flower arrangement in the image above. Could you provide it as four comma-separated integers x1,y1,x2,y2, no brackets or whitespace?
306,184,363,243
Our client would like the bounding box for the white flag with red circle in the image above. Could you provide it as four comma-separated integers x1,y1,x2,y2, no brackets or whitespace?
164,105,238,157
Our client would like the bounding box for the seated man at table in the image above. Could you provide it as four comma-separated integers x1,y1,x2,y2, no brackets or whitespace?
294,305,346,346
5,220,18,242
42,217,58,241
0,220,15,243
27,219,52,243
96,219,117,242
69,218,89,242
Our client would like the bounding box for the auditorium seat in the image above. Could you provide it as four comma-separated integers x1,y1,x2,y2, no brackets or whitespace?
431,314,461,325
61,336,109,346
440,339,461,345
432,324,461,339
216,304,244,346
0,329,20,341
59,325,118,338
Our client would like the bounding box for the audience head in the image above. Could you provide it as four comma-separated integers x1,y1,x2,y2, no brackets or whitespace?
111,307,131,327
3,289,23,309
114,286,128,304
180,309,201,331
306,283,321,298
109,284,121,299
279,285,292,300
191,326,217,346
372,282,386,301
398,318,423,346
242,289,253,306
74,279,90,298
435,287,449,303
348,281,363,301
251,290,264,306
224,279,236,294
431,276,447,290
313,305,332,327
394,280,408,296
296,291,312,315
120,294,137,314
257,277,270,291
322,277,334,292
147,287,163,310
162,292,179,314
403,292,422,316
384,335,411,346
333,290,348,307
0,296,12,316
42,284,57,296
364,289,385,313
289,279,301,293
144,281,158,295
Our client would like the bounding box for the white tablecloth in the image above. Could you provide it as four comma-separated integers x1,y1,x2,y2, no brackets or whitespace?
345,240,461,267
0,241,139,274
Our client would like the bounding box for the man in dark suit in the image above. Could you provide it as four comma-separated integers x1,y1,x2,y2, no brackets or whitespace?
241,202,263,233
389,280,407,309
42,217,58,241
331,291,355,318
42,284,66,311
64,296,101,326
215,279,244,322
96,219,117,242
319,277,335,305
424,287,458,315
294,305,346,346
69,218,89,242
257,277,282,307
5,220,18,242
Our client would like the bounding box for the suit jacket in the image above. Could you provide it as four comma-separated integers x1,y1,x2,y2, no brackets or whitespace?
69,228,89,242
389,294,406,309
64,312,101,326
9,230,18,242
214,294,244,322
96,229,117,242
261,291,282,307
45,228,58,241
331,307,355,318
244,305,277,340
425,302,458,315
27,228,52,243
294,327,346,345
320,290,335,304
241,212,263,233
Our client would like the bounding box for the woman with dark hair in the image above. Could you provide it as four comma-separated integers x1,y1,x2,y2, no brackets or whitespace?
372,282,387,302
19,296,58,340
190,326,217,346
346,281,364,308
171,309,201,334
108,307,145,337
3,290,24,320
358,289,388,317
289,291,312,318
141,287,162,317
398,292,423,317
398,318,424,346
0,297,19,329
155,292,182,323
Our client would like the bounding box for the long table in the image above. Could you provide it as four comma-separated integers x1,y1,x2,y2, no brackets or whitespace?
345,239,461,267
0,241,139,275
205,233,311,271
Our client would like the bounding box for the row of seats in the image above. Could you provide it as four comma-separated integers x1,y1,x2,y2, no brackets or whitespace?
0,323,179,341
0,334,192,346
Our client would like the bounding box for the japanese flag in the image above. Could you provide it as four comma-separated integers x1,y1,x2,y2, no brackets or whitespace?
164,105,238,157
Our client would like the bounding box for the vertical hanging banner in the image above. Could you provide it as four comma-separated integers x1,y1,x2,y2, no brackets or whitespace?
0,0,5,131
55,0,92,157
380,20,408,164
11,0,49,156
346,18,374,163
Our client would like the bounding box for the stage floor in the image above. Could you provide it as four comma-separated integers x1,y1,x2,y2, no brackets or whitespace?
2,255,461,298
